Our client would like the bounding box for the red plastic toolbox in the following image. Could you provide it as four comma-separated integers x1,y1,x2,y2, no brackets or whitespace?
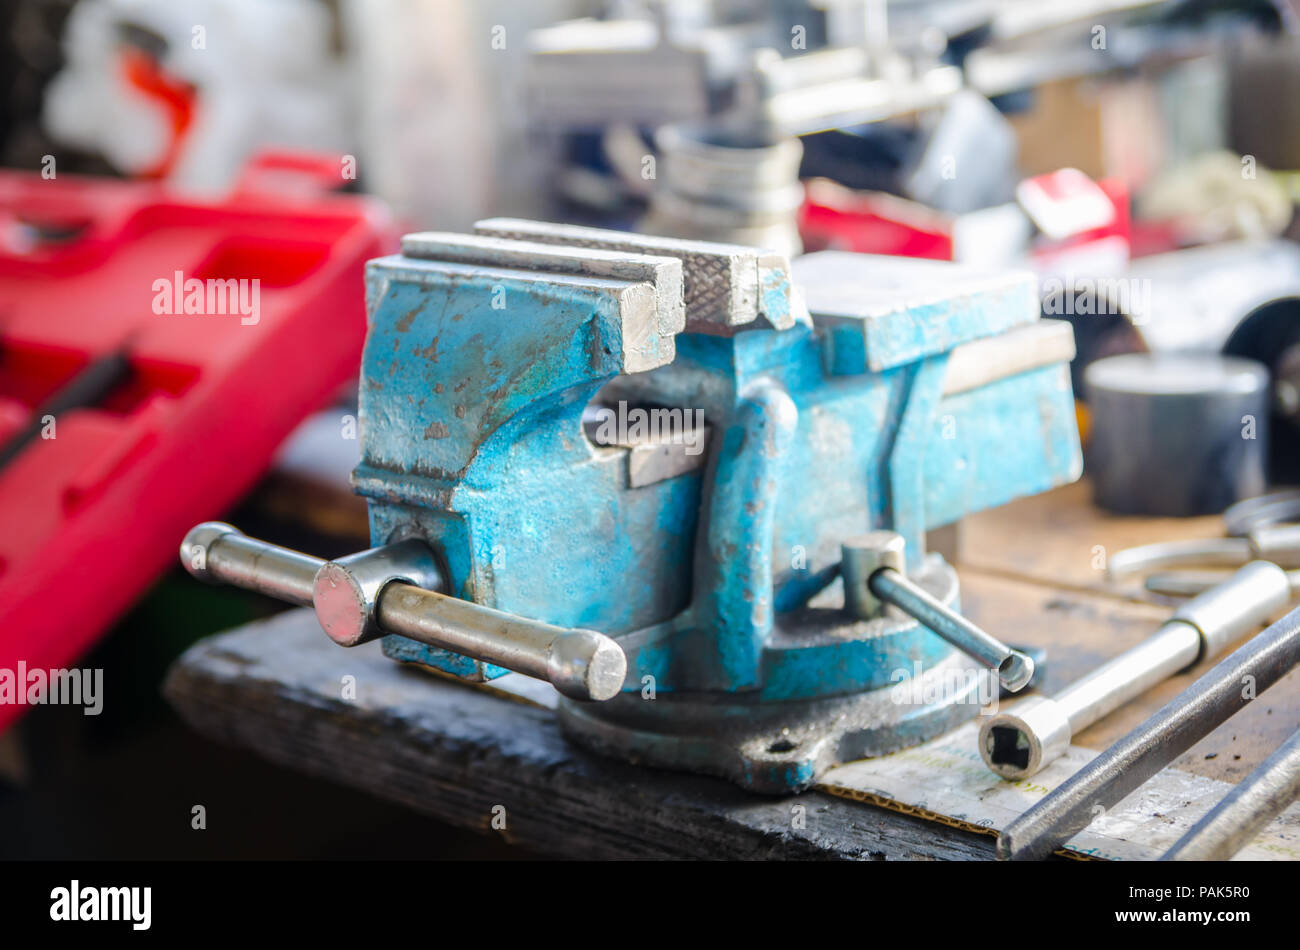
0,152,395,727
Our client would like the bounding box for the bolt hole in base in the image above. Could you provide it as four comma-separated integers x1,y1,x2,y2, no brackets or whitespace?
988,725,1032,771
559,645,987,794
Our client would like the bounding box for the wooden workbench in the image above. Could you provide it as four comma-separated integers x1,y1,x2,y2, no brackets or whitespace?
164,479,1300,859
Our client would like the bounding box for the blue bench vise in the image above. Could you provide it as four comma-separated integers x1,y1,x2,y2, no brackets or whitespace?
181,219,1081,793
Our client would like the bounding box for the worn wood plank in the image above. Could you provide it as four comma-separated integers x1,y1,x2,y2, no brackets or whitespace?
958,478,1225,597
163,608,995,860
164,480,1300,856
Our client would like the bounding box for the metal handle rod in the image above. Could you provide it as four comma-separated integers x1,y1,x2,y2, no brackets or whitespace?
192,530,322,606
997,602,1300,861
1145,568,1300,598
377,585,626,701
1111,526,1300,584
868,567,1035,692
181,523,626,701
1107,537,1252,580
1161,724,1300,861
1054,624,1201,731
980,562,1290,780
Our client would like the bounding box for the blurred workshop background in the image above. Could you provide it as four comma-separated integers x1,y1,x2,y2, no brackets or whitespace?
2,0,1299,858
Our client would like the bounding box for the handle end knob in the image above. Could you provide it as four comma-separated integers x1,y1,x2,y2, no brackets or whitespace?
998,650,1037,693
180,522,241,583
549,630,627,702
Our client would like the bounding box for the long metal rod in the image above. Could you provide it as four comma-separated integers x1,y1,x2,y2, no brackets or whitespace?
1145,569,1300,598
1106,537,1252,580
182,523,626,701
1049,625,1199,732
868,567,1035,691
377,585,625,701
998,604,1300,860
203,532,322,606
1161,725,1300,861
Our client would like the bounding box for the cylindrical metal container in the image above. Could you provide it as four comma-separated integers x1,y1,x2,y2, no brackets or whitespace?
1084,353,1269,516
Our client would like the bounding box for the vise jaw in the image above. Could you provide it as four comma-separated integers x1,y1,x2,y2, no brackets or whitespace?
355,222,809,677
351,220,1081,792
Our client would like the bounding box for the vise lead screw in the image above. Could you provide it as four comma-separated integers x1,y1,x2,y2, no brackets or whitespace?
841,533,1036,693
980,560,1289,781
180,522,627,702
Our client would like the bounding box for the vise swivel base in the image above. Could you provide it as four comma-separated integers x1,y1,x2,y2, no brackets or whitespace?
182,219,1082,794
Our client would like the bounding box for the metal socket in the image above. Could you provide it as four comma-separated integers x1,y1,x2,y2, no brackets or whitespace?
981,561,1289,781
998,600,1300,860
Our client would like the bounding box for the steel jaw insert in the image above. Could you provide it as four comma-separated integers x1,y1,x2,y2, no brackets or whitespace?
979,561,1290,780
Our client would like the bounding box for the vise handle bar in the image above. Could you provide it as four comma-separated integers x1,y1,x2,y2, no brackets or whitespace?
179,522,627,702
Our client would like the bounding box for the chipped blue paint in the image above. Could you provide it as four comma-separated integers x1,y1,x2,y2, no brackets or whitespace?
794,252,1039,373
692,379,797,689
924,364,1084,525
356,242,1082,703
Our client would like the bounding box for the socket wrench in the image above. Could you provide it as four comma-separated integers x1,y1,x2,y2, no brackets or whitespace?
979,561,1289,780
